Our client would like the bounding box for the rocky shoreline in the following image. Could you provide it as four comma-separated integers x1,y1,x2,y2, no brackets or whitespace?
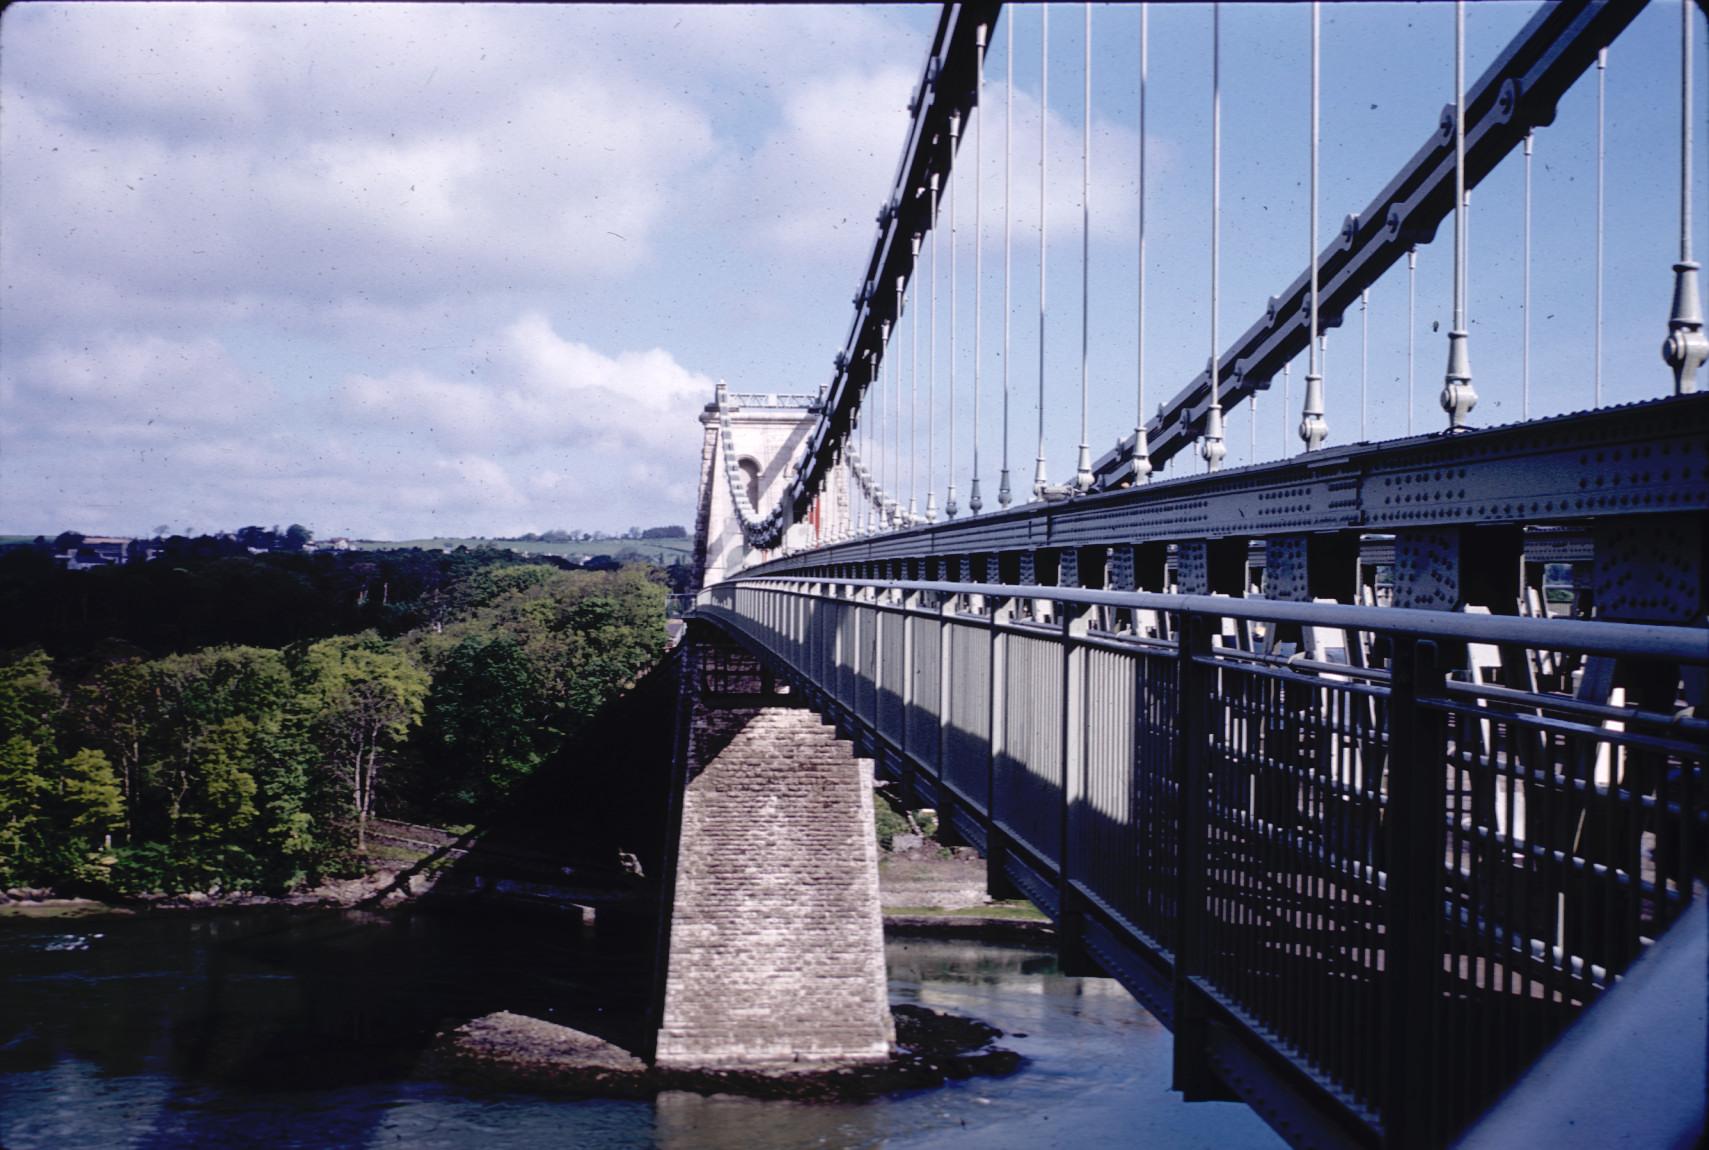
430,1004,1022,1101
3,848,1055,935
0,868,436,918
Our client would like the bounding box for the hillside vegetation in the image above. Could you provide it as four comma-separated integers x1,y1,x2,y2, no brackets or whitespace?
0,548,667,896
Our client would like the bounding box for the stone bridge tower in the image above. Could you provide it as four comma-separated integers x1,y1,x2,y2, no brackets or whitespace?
690,383,838,590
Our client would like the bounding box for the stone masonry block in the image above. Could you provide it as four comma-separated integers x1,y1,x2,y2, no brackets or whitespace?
656,705,893,1068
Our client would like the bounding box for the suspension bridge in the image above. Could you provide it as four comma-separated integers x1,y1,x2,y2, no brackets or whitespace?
659,3,1709,1147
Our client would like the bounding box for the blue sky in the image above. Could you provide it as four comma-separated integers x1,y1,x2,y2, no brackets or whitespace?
2,2,1702,539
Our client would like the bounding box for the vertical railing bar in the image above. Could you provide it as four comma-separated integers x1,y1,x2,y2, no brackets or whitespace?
1133,640,1150,939
1173,610,1219,1096
1251,668,1264,1043
1252,668,1263,1041
1310,679,1324,1066
1062,599,1086,927
1384,637,1446,1146
1500,697,1521,1099
1457,708,1475,1125
901,586,917,766
1343,685,1359,1089
1490,712,1513,1117
945,593,954,783
989,592,1010,848
1462,710,1480,1122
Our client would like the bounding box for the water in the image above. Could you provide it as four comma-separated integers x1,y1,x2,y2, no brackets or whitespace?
0,909,1282,1149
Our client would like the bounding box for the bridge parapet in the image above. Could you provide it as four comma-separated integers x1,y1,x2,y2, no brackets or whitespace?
694,573,1706,1147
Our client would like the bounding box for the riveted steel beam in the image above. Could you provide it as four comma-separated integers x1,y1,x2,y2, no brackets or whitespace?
750,395,1709,588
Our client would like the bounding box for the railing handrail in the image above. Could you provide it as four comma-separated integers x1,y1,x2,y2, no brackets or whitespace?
707,575,1709,664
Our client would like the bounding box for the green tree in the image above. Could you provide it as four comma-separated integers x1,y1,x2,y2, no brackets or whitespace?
0,648,60,748
418,634,543,815
99,644,320,895
0,735,49,884
247,709,328,889
298,635,428,851
411,566,666,810
59,748,124,844
183,718,259,835
0,650,63,884
71,659,153,839
141,648,288,839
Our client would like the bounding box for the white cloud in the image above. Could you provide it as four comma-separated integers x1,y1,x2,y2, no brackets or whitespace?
1,72,716,313
5,332,269,434
969,85,1159,249
0,3,938,537
345,312,711,456
747,66,918,250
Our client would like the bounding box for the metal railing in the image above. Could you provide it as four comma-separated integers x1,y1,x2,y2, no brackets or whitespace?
695,574,1708,1148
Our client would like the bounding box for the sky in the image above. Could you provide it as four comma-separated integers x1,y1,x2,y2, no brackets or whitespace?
2,2,1703,541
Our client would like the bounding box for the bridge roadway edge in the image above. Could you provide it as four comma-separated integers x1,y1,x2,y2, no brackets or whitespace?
692,607,1382,1150
752,393,1709,576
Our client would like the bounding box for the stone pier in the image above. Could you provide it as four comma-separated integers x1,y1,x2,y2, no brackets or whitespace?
654,637,893,1069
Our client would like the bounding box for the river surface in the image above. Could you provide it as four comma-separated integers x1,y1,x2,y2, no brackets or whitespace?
0,908,1282,1149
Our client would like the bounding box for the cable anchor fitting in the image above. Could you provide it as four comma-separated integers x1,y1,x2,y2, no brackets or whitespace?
1440,329,1476,430
1129,425,1153,483
1299,372,1328,452
1663,260,1707,395
1199,401,1226,471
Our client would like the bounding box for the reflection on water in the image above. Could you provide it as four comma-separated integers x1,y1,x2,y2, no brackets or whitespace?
0,911,1281,1149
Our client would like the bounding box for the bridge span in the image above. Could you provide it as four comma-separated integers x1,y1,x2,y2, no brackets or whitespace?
661,3,1709,1147
690,558,1705,1147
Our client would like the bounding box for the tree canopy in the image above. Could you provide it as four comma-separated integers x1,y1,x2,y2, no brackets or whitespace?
0,550,668,895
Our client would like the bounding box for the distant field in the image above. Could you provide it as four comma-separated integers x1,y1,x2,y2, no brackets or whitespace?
0,533,695,565
350,537,693,564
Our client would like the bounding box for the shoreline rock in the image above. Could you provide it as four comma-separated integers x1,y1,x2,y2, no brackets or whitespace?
430,1004,1022,1101
0,865,443,919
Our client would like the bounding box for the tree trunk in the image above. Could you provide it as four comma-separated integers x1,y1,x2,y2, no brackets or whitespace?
122,739,138,844
360,735,382,854
351,742,365,852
